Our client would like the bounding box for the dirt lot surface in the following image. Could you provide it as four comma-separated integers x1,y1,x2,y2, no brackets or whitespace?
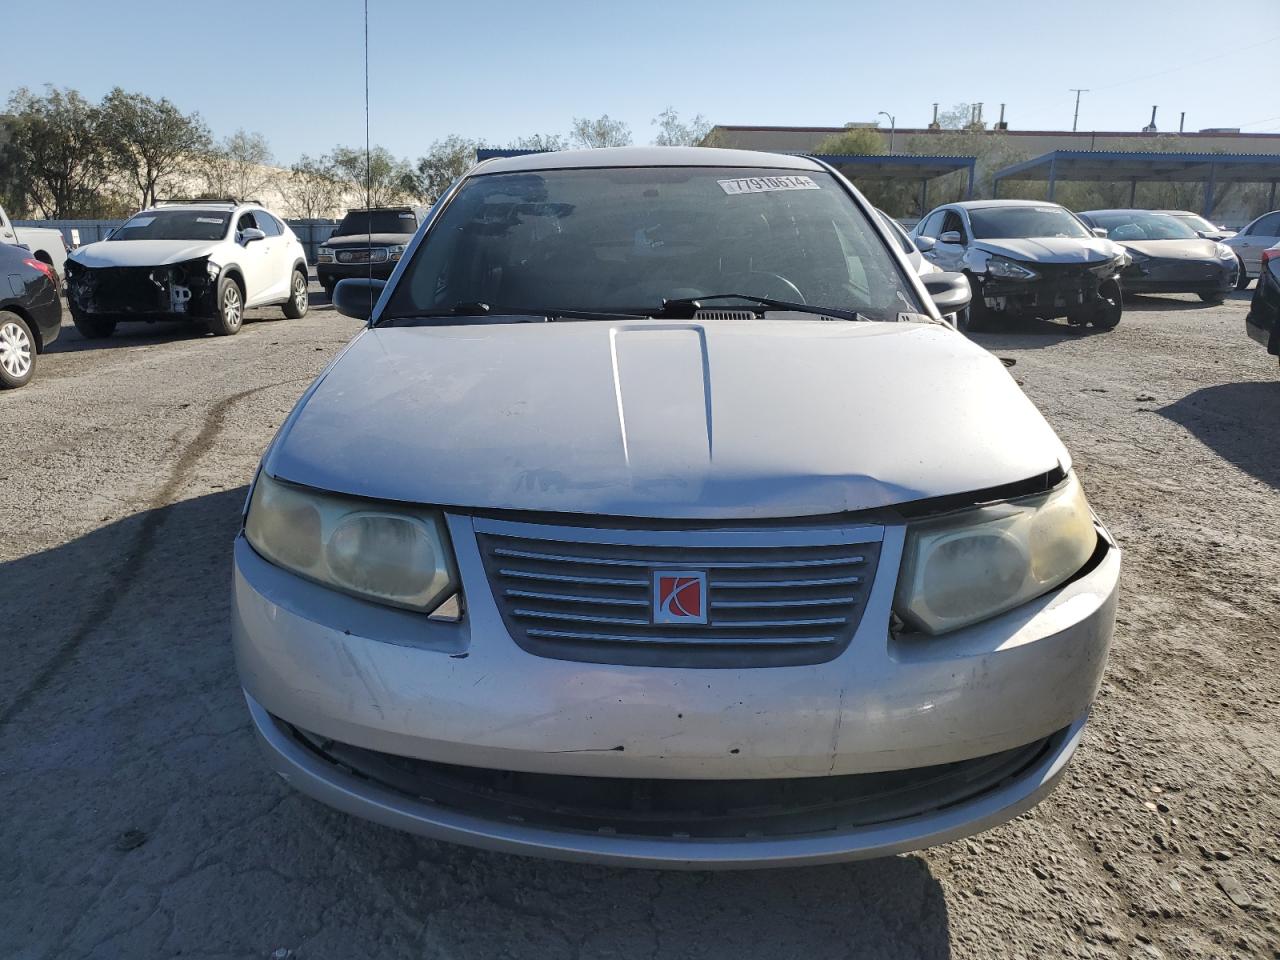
2,287,1277,959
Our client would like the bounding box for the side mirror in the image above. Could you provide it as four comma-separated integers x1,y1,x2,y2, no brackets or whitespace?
938,230,964,245
914,235,936,252
333,277,385,320
922,271,972,315
1091,227,1109,239
240,227,266,244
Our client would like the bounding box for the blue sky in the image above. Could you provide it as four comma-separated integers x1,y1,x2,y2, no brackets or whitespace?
10,0,1280,165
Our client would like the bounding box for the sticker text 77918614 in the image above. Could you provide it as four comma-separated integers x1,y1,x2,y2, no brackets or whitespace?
718,175,821,196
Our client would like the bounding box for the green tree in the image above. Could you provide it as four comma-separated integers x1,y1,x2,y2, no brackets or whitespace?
414,136,488,204
280,154,347,219
199,129,275,202
100,88,212,208
3,86,112,218
651,108,711,147
509,132,568,152
328,145,416,207
813,126,886,156
570,114,631,149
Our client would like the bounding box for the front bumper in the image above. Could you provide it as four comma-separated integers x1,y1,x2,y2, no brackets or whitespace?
232,514,1120,867
66,261,217,320
1120,259,1236,295
980,263,1120,319
317,261,398,285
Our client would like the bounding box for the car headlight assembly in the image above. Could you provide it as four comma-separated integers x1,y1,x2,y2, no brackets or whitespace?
388,243,408,261
894,473,1098,635
244,472,459,614
985,257,1039,281
317,246,335,262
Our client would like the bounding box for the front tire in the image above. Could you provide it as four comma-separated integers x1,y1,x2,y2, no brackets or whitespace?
208,276,244,336
1089,280,1123,330
1236,259,1251,290
0,311,35,388
283,270,309,319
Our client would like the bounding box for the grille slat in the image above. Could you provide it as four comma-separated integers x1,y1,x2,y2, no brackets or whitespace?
477,520,882,668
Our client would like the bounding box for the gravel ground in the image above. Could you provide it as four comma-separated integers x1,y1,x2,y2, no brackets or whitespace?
1,286,1277,960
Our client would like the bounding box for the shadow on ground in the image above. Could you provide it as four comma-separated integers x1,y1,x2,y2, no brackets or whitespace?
0,490,952,959
1159,380,1280,489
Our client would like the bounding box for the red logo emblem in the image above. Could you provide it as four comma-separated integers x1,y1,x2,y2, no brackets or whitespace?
653,571,707,625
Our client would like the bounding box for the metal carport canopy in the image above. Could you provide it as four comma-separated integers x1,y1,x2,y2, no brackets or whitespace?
475,149,977,210
990,150,1280,213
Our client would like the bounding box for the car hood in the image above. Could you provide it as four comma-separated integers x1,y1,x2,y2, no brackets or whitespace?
70,239,218,268
265,319,1071,519
1119,238,1223,260
323,233,415,247
975,237,1120,264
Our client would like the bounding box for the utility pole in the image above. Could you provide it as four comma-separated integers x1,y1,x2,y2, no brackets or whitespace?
877,111,896,153
1070,89,1088,132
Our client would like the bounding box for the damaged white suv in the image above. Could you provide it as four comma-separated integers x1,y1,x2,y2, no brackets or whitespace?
66,200,309,338
233,148,1121,869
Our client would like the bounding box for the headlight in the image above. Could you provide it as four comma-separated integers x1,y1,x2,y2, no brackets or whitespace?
388,243,408,261
894,473,1098,635
985,257,1039,280
244,472,459,613
206,259,221,279
316,246,335,262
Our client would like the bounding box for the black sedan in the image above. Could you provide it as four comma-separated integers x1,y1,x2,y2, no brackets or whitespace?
0,241,62,389
1246,245,1279,363
1079,210,1239,303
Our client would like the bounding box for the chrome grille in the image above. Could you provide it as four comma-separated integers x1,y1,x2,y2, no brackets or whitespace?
475,518,883,667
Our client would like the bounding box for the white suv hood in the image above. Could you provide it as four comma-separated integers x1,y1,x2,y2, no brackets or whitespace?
71,239,219,268
266,319,1070,519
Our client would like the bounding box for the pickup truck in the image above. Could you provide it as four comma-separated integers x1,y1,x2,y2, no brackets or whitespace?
0,204,69,280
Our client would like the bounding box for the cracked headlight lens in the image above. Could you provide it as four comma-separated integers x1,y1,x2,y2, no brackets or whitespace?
244,472,458,613
985,257,1039,280
894,473,1098,635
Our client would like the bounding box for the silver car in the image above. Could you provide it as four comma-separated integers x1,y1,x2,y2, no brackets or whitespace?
1224,209,1280,288
232,147,1120,869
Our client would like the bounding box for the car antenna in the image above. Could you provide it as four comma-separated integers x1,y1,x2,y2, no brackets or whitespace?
363,0,373,309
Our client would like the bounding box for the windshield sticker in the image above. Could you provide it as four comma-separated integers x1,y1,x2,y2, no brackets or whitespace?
124,216,155,228
718,175,820,196
399,212,415,219
196,217,225,224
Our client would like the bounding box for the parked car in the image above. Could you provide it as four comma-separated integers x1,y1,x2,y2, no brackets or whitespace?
65,200,309,338
0,241,62,389
0,203,69,281
315,206,424,298
1245,242,1279,362
232,147,1120,869
1154,210,1235,243
912,199,1127,330
1078,209,1238,303
1224,210,1280,290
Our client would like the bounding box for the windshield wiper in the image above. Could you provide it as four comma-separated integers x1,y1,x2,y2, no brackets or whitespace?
378,302,647,327
655,293,871,323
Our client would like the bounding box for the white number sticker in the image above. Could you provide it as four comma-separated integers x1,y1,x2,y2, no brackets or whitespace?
718,175,820,196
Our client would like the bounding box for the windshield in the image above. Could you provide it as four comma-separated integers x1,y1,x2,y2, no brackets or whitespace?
968,206,1091,240
111,210,229,241
335,210,418,236
1169,212,1216,233
385,167,922,322
1089,212,1198,241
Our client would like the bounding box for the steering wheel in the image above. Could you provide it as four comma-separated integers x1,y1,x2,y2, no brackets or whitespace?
719,271,806,304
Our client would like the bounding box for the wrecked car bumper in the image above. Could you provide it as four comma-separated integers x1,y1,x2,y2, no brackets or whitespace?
65,259,218,320
1120,260,1235,296
232,513,1120,868
981,263,1120,319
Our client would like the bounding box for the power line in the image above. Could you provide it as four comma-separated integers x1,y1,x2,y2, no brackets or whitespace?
1090,33,1280,92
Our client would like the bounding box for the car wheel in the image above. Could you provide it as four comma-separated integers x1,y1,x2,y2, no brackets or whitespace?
1236,259,1250,290
208,276,244,336
1089,280,1123,330
71,313,117,339
283,269,309,319
1199,292,1227,304
0,311,36,389
957,274,989,333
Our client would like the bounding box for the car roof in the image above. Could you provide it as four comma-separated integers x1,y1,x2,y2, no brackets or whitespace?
947,199,1066,211
1153,209,1199,216
1080,209,1181,216
472,146,825,175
